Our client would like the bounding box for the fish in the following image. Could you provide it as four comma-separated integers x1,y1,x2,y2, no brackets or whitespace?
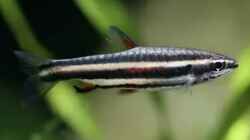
15,26,238,94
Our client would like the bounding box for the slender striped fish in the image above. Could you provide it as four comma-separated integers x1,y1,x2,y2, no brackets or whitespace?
15,26,238,94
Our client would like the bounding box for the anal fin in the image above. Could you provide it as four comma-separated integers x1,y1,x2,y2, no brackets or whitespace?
71,80,96,93
74,84,96,93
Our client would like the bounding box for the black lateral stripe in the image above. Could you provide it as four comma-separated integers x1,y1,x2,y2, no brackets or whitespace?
41,65,194,81
96,82,186,89
39,47,219,69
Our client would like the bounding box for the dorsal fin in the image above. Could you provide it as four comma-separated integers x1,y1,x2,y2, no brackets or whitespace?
108,26,137,49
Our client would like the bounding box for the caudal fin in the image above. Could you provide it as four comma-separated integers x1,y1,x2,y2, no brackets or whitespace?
14,51,55,97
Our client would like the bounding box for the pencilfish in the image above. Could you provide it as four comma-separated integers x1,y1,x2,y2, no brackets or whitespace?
15,26,238,94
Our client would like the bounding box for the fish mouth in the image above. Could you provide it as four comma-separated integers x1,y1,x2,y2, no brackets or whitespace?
229,62,238,69
216,54,238,69
227,60,239,69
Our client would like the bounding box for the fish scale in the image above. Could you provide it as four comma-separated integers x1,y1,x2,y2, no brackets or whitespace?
41,47,222,68
16,26,238,93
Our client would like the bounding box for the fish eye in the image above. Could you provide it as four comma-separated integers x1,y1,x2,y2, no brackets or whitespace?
214,61,225,71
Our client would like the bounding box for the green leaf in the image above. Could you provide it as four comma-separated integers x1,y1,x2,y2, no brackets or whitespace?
223,110,250,140
74,0,136,36
209,47,250,140
0,0,101,140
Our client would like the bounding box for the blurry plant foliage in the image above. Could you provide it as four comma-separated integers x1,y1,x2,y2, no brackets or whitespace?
0,0,138,140
212,47,250,140
0,0,250,140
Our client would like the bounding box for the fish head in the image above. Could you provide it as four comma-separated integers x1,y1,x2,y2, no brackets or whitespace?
207,55,238,79
191,53,238,84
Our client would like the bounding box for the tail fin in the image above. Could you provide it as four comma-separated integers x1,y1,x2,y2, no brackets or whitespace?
14,51,55,98
14,51,45,75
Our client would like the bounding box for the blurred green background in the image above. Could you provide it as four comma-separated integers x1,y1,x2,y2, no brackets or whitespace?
0,0,250,140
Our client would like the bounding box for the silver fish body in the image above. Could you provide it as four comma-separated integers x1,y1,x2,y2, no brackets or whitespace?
15,26,238,93
38,47,238,89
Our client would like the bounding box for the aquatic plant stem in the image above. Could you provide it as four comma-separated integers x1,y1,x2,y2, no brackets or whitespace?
0,0,101,140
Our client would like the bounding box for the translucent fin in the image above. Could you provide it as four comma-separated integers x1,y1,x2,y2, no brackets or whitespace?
14,51,55,97
119,89,138,94
107,26,137,49
23,76,56,104
14,51,50,75
73,82,96,93
184,74,195,95
68,79,96,93
24,76,56,96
